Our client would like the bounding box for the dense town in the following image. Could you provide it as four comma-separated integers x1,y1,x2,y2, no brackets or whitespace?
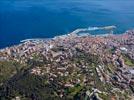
0,29,134,100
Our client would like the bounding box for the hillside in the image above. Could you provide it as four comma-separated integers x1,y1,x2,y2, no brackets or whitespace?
0,30,134,100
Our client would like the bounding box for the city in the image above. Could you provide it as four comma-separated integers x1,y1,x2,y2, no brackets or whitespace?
0,29,134,100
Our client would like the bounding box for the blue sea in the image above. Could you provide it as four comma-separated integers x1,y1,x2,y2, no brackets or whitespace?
0,0,134,48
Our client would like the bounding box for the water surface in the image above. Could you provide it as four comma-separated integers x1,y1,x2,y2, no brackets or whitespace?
0,0,134,48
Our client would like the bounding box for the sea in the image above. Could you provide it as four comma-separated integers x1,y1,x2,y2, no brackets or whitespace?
0,0,134,48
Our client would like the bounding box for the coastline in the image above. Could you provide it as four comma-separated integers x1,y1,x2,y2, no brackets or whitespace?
0,26,134,99
20,26,117,42
0,26,133,50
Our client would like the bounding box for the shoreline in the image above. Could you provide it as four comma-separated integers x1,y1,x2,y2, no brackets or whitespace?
0,26,133,50
20,26,117,43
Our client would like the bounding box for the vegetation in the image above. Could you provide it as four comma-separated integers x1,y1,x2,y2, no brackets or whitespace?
0,48,133,100
0,60,24,84
122,54,134,67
